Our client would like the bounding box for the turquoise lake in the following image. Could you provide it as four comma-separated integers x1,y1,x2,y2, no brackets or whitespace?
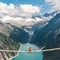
12,43,43,60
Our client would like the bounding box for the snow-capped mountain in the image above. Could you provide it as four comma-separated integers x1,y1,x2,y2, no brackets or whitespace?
0,11,60,60
30,11,60,60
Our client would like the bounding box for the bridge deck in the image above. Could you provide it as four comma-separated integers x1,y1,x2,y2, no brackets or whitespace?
0,48,60,52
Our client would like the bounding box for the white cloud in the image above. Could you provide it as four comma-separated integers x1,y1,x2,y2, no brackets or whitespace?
0,2,40,17
1,15,45,27
45,0,60,11
0,2,42,26
19,4,40,14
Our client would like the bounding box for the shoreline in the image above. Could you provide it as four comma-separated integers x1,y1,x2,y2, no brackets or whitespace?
9,44,21,60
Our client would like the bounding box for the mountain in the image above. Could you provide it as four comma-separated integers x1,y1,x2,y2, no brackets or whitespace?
0,33,20,60
0,11,60,60
0,22,13,36
30,13,60,60
43,11,60,17
9,27,30,43
4,12,57,44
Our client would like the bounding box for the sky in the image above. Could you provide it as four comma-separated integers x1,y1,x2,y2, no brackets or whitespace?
0,0,60,14
0,0,60,26
0,0,53,14
0,0,45,5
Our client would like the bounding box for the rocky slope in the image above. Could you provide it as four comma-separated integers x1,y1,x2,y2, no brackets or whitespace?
30,13,60,60
0,33,20,60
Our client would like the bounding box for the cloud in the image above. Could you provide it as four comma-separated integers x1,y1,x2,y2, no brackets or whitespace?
19,4,40,14
0,2,40,17
1,15,44,27
45,0,60,11
0,2,42,26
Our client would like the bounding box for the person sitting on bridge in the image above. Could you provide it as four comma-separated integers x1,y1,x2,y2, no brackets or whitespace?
29,47,32,53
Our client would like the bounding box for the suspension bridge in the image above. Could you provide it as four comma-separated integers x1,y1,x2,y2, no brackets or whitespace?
0,47,60,53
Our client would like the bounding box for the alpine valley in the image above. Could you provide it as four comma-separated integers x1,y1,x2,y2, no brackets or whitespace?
0,11,60,60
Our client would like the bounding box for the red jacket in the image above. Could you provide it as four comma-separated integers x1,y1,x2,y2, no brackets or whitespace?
29,47,32,52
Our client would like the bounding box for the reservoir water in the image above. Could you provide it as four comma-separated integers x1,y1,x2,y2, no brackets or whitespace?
12,43,43,60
